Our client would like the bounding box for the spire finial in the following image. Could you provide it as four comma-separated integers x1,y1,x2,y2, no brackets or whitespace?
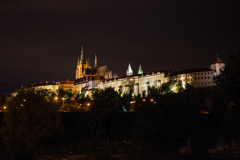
81,46,84,60
94,54,97,68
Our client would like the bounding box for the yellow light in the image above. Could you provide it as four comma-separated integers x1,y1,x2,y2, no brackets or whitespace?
150,99,154,102
62,98,65,100
55,97,58,100
87,103,90,106
171,87,176,92
130,78,133,81
23,99,26,102
143,99,146,101
3,106,7,109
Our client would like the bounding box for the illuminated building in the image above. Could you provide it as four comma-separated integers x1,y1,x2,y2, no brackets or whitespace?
99,55,225,95
30,81,60,94
60,80,75,92
99,71,165,96
74,46,117,95
27,54,224,97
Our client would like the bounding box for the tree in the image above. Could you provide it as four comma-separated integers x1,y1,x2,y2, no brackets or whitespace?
214,53,240,106
92,87,120,112
2,89,63,160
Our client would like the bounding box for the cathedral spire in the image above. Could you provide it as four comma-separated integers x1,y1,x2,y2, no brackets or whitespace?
81,46,84,60
126,63,133,76
138,64,143,74
94,54,97,68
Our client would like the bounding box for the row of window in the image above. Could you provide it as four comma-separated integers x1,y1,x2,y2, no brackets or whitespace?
194,72,213,75
195,82,215,85
62,86,73,88
194,76,212,80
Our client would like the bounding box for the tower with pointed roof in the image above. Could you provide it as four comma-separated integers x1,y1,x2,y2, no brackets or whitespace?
76,46,91,79
211,55,225,76
138,65,143,74
126,63,133,76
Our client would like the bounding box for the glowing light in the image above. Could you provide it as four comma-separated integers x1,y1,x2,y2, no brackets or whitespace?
123,106,127,112
55,97,58,100
62,98,65,100
3,106,7,109
150,99,154,102
87,103,90,106
130,78,133,81
143,99,146,102
171,87,176,92
23,99,26,102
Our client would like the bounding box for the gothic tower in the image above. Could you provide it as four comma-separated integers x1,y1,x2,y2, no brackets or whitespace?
76,46,86,79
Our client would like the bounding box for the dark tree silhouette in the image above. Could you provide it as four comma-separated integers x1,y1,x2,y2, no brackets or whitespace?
2,89,63,160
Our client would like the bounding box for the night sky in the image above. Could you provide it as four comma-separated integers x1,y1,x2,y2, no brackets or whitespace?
0,0,240,94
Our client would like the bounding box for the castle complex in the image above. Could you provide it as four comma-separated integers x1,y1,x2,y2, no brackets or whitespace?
29,47,225,97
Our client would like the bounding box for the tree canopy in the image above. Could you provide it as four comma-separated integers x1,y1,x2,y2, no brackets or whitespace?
2,89,63,160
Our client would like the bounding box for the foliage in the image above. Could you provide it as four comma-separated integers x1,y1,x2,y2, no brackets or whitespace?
2,89,63,159
214,53,240,105
91,87,120,112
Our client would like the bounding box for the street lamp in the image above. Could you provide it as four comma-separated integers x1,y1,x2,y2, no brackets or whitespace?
62,97,65,105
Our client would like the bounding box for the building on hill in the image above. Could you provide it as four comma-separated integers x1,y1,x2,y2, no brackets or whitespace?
60,80,75,92
98,55,225,96
29,81,60,94
74,46,117,95
26,55,225,98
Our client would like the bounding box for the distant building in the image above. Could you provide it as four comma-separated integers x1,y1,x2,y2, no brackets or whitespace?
26,52,225,97
60,80,75,92
29,81,60,94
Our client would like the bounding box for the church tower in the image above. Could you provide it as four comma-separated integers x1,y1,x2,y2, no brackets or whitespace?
76,46,86,79
126,63,133,76
211,55,225,76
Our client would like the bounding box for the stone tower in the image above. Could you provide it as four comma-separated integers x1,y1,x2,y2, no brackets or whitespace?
211,55,225,76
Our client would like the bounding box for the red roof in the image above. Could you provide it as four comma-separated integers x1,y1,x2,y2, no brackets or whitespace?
214,55,223,63
61,81,75,84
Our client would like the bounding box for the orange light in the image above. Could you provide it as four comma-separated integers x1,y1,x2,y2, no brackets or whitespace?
143,99,146,102
150,99,154,102
87,103,90,106
55,97,58,100
3,106,7,109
